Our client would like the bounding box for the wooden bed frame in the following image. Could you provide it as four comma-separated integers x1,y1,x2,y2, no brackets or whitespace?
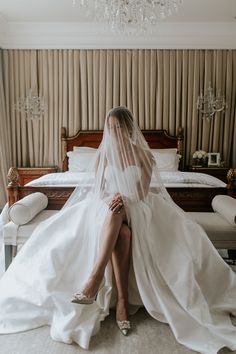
7,127,236,212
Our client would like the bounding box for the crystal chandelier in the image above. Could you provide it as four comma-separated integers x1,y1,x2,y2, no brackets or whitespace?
15,89,46,120
197,82,227,121
73,0,184,32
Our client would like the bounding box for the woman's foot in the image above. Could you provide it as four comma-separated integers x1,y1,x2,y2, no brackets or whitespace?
116,298,131,335
71,275,105,304
80,275,104,299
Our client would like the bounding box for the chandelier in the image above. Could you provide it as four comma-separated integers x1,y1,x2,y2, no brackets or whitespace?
197,83,227,121
15,89,46,120
72,0,184,32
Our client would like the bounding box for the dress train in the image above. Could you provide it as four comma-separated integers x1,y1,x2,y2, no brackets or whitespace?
0,192,236,353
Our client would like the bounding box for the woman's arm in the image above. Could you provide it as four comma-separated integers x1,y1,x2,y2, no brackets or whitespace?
137,151,153,200
95,153,117,204
95,153,107,199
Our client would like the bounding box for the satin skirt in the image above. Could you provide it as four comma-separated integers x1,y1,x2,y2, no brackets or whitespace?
0,192,236,354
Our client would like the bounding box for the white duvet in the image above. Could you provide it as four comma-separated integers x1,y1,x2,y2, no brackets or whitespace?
25,171,226,188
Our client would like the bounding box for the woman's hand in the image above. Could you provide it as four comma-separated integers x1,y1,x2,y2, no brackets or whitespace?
108,193,124,214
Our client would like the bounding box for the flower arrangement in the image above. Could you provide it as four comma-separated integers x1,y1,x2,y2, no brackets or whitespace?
192,150,208,167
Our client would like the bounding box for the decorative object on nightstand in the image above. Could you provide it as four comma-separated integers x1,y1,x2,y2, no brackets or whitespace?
208,153,221,167
192,150,208,167
227,169,236,189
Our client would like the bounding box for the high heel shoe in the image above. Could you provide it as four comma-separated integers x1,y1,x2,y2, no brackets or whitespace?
71,277,105,305
116,320,131,336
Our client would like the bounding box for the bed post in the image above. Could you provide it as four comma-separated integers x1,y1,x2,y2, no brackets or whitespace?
226,168,236,197
7,167,20,259
7,167,20,206
61,127,68,172
177,127,184,170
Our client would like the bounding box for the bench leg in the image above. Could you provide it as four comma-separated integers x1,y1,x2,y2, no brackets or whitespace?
4,245,12,270
4,245,18,270
12,245,17,258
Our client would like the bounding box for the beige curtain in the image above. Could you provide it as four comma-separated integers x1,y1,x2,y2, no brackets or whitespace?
0,49,12,208
1,49,236,178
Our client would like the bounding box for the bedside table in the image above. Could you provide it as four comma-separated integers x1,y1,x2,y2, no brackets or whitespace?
187,167,229,183
16,167,58,186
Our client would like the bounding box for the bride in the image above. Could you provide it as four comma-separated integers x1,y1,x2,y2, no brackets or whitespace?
1,106,236,354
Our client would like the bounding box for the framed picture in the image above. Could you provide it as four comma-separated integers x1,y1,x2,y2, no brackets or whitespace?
208,152,221,167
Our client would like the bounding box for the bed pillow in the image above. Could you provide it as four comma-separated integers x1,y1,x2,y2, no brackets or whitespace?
152,150,181,171
8,192,48,225
67,150,97,172
73,146,97,152
69,148,180,172
212,195,236,226
151,148,178,154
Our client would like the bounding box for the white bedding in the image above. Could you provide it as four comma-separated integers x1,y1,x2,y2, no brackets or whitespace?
25,171,226,188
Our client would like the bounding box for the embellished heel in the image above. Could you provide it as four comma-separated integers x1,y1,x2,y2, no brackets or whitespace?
71,277,105,305
116,320,131,336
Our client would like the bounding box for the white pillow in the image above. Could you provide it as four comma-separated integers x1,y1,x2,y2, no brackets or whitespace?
67,150,96,172
73,146,97,152
153,151,181,171
8,192,48,225
70,148,180,171
151,148,177,154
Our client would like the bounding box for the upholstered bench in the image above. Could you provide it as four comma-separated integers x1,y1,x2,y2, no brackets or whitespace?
187,212,236,249
1,194,236,270
187,195,236,249
1,192,59,269
4,210,59,269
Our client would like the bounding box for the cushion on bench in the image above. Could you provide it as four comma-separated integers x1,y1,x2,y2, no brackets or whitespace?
188,212,236,249
4,210,58,246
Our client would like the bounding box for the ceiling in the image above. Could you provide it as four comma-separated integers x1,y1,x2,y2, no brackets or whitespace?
0,0,236,22
0,0,236,49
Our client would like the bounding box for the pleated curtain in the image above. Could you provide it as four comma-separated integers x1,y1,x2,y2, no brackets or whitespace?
0,49,12,207
0,49,236,207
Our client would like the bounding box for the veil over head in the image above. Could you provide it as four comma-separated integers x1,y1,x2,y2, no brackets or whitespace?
63,106,171,209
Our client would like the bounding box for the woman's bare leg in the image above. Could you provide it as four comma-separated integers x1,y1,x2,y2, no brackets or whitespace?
112,224,131,321
79,208,127,298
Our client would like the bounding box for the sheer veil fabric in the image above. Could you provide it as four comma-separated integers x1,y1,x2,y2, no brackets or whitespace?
62,106,170,210
1,107,236,354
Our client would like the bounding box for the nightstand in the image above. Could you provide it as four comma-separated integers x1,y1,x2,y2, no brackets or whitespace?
16,167,59,186
187,167,229,183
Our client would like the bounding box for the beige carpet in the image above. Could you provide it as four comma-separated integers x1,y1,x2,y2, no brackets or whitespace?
0,308,235,354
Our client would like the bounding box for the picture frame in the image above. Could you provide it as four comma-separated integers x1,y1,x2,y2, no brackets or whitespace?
208,152,221,167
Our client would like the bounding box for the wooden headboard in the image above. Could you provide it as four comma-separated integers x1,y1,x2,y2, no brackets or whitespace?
61,127,184,172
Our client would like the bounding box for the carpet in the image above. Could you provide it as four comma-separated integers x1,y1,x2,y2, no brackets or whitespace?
0,308,235,354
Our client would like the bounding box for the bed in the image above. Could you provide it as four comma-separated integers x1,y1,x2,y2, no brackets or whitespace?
7,127,236,212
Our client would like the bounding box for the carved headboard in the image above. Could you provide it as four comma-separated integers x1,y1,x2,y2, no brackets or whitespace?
61,127,184,172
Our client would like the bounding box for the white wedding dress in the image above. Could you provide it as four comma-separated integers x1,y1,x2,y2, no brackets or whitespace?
1,165,236,354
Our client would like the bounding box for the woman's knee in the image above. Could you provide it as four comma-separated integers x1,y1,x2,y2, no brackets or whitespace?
107,208,127,223
116,224,131,248
120,224,131,238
